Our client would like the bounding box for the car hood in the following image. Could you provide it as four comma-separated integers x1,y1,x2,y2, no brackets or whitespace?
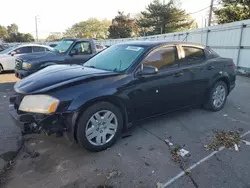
18,51,61,62
14,65,118,94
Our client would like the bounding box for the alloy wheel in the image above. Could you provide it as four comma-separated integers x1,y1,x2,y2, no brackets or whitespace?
212,85,226,108
85,110,118,146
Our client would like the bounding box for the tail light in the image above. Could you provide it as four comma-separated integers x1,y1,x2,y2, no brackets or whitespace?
232,61,236,69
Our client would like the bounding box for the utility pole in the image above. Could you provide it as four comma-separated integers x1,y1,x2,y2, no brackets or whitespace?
35,15,38,42
208,0,214,26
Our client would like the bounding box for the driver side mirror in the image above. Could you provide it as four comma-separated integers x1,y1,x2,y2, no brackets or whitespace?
70,49,78,56
10,51,16,56
137,65,158,77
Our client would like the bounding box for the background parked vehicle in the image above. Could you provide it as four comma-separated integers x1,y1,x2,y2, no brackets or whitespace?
0,44,53,73
96,44,107,52
0,44,7,52
14,38,98,79
48,43,58,48
9,41,236,152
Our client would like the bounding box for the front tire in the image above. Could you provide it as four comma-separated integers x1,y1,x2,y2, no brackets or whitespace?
76,102,123,152
204,81,228,111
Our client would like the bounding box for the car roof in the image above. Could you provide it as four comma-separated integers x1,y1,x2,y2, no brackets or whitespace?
15,43,52,48
62,38,94,42
116,41,206,49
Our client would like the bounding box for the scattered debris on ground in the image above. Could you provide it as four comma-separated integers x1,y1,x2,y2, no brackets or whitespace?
117,153,122,157
170,146,182,162
185,169,191,175
144,162,150,167
165,139,173,146
165,137,190,162
106,170,121,180
204,130,241,151
179,149,190,157
242,140,250,146
156,182,164,188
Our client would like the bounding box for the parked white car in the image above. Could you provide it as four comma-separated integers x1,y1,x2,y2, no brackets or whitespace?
0,44,53,73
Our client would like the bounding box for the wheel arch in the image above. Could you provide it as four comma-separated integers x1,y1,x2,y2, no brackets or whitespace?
0,63,3,71
39,62,57,69
72,96,129,141
210,75,230,95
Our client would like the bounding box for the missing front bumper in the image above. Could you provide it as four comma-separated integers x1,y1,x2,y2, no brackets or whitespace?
9,104,69,136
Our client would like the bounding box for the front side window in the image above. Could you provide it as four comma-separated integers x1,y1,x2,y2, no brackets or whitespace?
84,45,145,72
15,47,32,54
182,46,205,64
71,42,92,55
142,46,178,71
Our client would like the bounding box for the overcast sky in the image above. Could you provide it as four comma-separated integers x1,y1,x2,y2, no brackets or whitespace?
0,0,211,38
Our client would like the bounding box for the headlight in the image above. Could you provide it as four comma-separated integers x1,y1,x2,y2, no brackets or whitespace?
19,95,59,114
22,62,31,69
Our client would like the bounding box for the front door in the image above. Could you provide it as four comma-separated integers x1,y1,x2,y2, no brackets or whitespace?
66,41,94,65
5,46,32,70
128,45,193,121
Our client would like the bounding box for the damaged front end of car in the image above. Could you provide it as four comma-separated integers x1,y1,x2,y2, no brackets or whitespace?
9,94,73,137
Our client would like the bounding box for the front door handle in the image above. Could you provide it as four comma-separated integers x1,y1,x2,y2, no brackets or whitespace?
207,65,215,70
173,71,184,77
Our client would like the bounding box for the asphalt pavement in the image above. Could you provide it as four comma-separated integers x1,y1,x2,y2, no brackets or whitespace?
0,73,21,177
0,74,250,188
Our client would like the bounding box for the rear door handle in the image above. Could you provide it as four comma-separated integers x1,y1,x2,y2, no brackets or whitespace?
173,71,184,77
207,65,215,70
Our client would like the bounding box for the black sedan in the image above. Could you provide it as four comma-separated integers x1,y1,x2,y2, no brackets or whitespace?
9,41,236,151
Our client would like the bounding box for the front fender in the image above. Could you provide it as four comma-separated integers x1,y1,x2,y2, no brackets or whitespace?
67,87,117,111
39,62,57,69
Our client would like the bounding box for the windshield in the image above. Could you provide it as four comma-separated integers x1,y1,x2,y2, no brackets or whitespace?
0,46,15,54
84,45,145,72
54,40,74,53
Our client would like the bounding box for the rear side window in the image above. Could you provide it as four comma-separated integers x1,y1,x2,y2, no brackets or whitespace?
33,46,46,52
142,46,178,71
182,46,205,64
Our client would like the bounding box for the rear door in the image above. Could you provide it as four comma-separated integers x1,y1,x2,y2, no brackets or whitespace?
178,45,213,104
66,41,94,64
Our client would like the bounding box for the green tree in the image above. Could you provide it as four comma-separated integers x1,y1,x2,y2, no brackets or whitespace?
65,18,111,39
5,32,34,42
21,33,35,42
108,11,137,39
46,32,63,42
214,0,250,24
0,25,8,39
7,23,18,35
137,0,194,35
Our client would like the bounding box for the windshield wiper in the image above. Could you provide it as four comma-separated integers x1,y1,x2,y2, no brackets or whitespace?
113,60,123,72
84,65,96,68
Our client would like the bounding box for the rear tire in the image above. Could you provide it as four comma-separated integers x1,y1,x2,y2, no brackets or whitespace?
204,81,228,112
76,102,123,152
